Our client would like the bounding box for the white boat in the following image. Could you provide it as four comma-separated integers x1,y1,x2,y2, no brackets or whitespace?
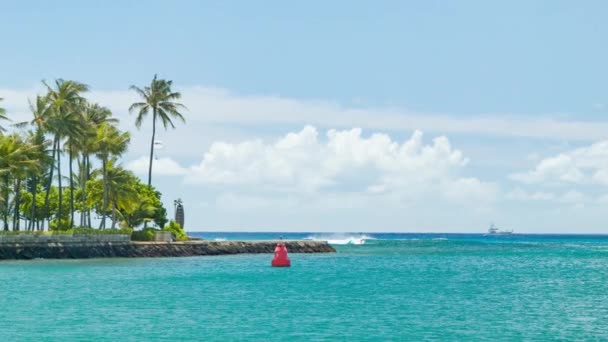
487,223,513,235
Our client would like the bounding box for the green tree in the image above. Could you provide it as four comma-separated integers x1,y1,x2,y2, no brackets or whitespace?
88,164,133,228
129,75,186,187
20,185,68,230
43,79,89,227
25,98,53,230
77,103,117,227
86,168,167,229
102,162,139,229
125,183,166,228
94,123,130,228
163,220,188,241
15,131,46,230
0,134,40,230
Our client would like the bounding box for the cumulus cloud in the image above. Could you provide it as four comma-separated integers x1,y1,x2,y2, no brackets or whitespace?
511,140,608,185
156,126,498,203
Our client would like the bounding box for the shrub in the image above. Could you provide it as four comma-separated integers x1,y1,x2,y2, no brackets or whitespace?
0,227,132,235
50,218,71,231
131,228,158,241
72,227,132,235
163,220,188,241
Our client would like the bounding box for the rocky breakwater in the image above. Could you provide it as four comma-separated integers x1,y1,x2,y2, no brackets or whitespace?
0,238,335,260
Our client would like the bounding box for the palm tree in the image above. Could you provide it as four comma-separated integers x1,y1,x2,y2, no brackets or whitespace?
129,75,186,187
0,97,9,131
94,123,130,229
64,131,79,228
77,103,117,227
12,96,53,230
24,128,49,230
0,134,39,230
103,161,139,229
43,79,88,228
20,95,56,230
11,136,41,230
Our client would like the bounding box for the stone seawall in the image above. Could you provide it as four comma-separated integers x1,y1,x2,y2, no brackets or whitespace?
0,234,130,244
0,240,335,260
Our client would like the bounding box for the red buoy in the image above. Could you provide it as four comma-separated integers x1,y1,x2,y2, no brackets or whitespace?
271,243,291,267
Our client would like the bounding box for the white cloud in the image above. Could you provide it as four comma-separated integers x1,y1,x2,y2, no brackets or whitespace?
6,84,608,232
5,85,608,153
168,126,497,203
511,140,608,186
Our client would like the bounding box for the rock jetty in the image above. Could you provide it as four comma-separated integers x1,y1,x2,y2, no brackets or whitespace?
0,239,335,260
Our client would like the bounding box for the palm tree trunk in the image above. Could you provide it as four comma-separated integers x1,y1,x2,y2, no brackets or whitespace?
13,179,21,231
148,108,157,187
43,136,59,230
144,109,157,229
57,138,63,228
30,176,37,231
101,157,108,229
3,177,10,231
111,201,117,229
69,148,74,228
79,154,85,227
86,155,92,228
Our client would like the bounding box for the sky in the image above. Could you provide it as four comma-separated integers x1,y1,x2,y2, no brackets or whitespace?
2,0,608,233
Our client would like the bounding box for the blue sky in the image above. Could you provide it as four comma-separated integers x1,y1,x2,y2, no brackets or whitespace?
2,1,608,233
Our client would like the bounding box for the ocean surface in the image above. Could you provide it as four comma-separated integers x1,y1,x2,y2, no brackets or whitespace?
1,233,608,341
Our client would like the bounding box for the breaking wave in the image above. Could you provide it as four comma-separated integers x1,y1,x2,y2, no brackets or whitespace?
305,234,375,245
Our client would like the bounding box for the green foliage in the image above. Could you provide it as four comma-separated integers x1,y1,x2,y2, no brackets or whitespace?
0,133,42,226
0,227,131,235
71,227,132,235
86,167,168,229
50,218,71,231
0,77,181,233
151,190,168,228
129,75,186,187
131,228,158,241
20,185,67,222
163,220,188,241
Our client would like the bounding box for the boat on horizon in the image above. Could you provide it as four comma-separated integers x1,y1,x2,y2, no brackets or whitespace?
487,223,513,235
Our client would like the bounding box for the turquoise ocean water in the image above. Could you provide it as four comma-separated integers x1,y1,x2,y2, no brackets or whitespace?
1,232,608,341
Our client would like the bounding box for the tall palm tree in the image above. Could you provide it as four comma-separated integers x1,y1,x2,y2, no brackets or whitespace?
94,123,130,229
14,95,54,230
129,75,186,187
44,79,88,228
77,103,117,227
64,131,79,228
0,97,9,131
25,128,50,230
27,95,59,230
